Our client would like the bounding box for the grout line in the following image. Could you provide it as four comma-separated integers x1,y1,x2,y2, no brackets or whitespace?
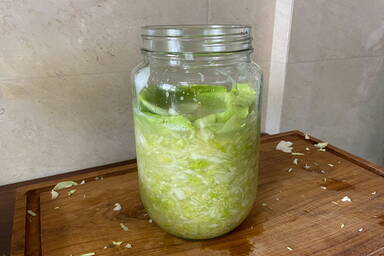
287,54,384,65
0,70,130,82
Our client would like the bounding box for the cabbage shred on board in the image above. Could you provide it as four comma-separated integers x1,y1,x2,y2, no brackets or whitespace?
134,83,260,239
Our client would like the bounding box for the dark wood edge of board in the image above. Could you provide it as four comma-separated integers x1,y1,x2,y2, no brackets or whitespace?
0,159,137,193
10,130,384,256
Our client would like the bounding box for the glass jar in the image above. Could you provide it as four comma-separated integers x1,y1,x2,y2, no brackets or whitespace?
131,25,262,239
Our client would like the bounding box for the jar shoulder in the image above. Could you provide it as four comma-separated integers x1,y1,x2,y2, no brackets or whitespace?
132,61,262,89
131,62,150,95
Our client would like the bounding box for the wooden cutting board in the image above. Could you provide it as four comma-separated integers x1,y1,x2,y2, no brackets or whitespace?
11,131,384,256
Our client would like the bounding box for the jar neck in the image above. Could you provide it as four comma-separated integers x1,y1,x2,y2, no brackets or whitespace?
142,50,253,67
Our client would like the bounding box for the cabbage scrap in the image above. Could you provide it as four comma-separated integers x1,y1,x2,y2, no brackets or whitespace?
120,223,129,231
27,210,37,217
51,190,59,200
341,196,352,202
67,189,77,196
53,181,78,191
314,142,328,149
276,141,293,153
113,203,122,211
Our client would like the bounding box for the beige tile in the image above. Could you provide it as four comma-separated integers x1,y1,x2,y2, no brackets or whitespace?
279,63,315,130
0,0,208,80
280,57,384,165
289,0,384,63
208,0,277,63
0,73,135,185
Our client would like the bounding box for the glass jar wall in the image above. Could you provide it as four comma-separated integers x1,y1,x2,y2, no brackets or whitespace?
131,25,262,239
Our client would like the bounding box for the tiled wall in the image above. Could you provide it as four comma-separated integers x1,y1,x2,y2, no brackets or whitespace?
0,0,209,185
0,0,277,185
280,0,384,165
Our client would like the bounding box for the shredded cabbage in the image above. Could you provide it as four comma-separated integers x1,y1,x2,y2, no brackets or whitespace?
134,83,260,239
53,181,78,191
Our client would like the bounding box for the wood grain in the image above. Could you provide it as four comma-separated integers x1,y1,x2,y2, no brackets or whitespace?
11,131,384,256
2,160,136,255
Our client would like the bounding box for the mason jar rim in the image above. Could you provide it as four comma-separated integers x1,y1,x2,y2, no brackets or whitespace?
141,24,253,53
